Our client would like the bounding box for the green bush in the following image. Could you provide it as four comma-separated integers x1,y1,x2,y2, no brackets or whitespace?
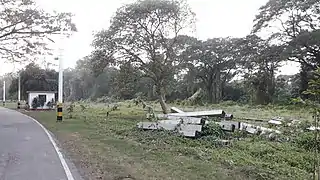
31,97,40,109
201,123,226,138
293,132,320,151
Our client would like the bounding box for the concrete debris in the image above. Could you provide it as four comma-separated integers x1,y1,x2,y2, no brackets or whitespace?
179,130,201,138
167,110,225,118
225,114,234,120
137,108,283,138
241,123,281,134
137,121,203,137
245,127,259,134
287,120,301,127
157,114,205,125
179,124,202,132
137,122,177,131
216,121,241,132
159,118,205,125
268,120,282,125
292,120,301,124
272,116,283,121
158,119,181,125
307,126,320,131
171,107,185,113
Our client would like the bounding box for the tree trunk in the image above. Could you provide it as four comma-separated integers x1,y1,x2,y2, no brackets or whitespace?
207,85,214,103
187,88,202,101
300,64,311,99
155,84,169,114
159,93,168,114
215,70,221,103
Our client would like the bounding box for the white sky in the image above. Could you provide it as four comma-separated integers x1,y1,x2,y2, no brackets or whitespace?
0,0,299,75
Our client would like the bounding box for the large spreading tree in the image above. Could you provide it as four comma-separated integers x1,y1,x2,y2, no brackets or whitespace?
181,37,242,103
253,0,320,96
0,0,76,62
92,0,195,113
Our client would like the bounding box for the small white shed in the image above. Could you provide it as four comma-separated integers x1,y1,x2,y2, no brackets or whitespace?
27,91,56,110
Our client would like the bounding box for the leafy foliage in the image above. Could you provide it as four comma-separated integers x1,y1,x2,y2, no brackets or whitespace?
253,0,320,94
9,63,58,100
92,0,195,113
0,0,76,61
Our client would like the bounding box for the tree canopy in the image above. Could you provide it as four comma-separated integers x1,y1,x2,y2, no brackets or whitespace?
92,0,195,113
0,0,76,61
3,0,320,111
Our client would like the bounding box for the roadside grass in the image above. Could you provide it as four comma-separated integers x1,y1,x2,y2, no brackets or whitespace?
19,102,315,180
1,102,17,109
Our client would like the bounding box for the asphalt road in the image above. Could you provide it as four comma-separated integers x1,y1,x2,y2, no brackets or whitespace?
0,107,80,180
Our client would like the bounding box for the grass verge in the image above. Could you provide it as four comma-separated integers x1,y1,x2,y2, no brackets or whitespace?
17,102,316,180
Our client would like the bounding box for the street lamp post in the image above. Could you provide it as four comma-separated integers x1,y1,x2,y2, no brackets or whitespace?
57,30,64,122
2,81,5,106
17,74,21,109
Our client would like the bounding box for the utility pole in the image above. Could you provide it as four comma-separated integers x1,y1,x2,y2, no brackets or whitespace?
57,29,64,121
3,81,5,106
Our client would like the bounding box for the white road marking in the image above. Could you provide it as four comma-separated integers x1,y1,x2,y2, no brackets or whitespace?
20,113,75,180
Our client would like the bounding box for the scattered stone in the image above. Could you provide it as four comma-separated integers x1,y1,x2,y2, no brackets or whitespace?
268,120,282,125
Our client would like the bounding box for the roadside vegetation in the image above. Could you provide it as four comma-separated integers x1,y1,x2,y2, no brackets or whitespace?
0,0,320,179
18,101,316,180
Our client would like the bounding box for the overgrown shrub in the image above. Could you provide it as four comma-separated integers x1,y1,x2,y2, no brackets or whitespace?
31,97,40,109
66,103,75,119
201,122,226,138
293,132,320,151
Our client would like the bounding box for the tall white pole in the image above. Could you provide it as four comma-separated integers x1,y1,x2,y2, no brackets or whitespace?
56,30,64,121
58,31,63,104
3,81,5,102
58,52,63,103
18,74,21,102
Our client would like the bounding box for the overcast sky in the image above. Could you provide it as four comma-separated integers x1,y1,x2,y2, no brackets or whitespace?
0,0,299,75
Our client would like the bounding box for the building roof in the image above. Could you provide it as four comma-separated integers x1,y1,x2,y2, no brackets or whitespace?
27,91,57,93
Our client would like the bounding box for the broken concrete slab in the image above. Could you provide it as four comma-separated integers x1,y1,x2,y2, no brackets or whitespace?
225,114,234,120
157,115,205,125
179,124,202,132
216,121,241,132
167,110,225,118
158,119,181,125
241,123,281,134
178,130,201,138
307,126,320,131
137,122,177,131
268,120,282,125
271,116,283,121
245,127,259,134
171,107,185,113
180,118,206,125
159,118,205,125
137,121,203,137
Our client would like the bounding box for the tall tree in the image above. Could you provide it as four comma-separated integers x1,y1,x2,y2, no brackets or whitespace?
253,0,320,96
92,0,195,113
182,37,241,103
0,0,76,61
113,62,141,100
239,35,284,104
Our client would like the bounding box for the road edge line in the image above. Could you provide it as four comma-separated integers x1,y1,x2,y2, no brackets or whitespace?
20,112,75,180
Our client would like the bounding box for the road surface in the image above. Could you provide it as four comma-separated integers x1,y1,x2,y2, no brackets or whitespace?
0,107,80,180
